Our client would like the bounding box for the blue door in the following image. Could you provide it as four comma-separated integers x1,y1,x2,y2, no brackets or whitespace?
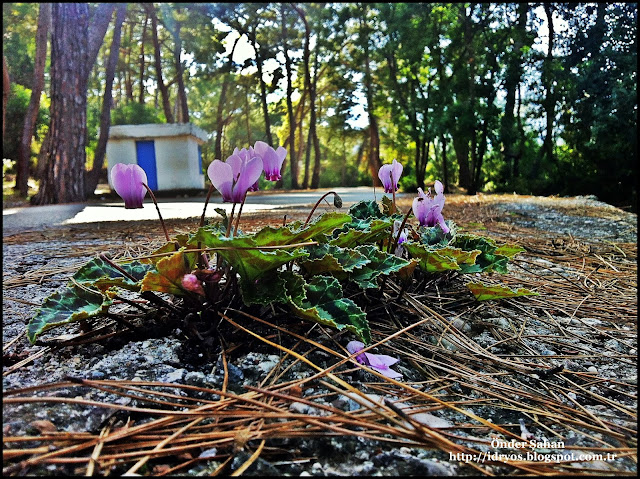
135,140,158,191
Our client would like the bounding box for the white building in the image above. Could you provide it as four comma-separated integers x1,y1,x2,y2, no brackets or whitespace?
106,123,209,191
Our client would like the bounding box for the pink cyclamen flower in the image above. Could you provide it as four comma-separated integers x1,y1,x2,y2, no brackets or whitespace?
233,147,259,192
181,274,205,296
412,180,449,234
378,159,403,194
111,163,148,209
346,341,402,379
254,140,287,181
207,153,263,203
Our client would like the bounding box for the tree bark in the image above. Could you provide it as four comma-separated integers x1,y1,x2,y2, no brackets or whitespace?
147,4,174,123
501,3,527,179
16,3,50,198
172,19,189,123
2,56,9,139
541,3,556,166
292,4,313,188
310,34,322,189
441,135,449,192
280,4,298,188
124,21,134,102
214,37,240,161
139,12,148,104
33,4,91,204
250,29,272,145
85,3,126,197
361,11,382,186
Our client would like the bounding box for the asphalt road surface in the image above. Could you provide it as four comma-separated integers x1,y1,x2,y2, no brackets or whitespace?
3,187,408,234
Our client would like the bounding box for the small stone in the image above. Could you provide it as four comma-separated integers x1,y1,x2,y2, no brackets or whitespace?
199,448,217,458
587,366,598,374
289,402,310,415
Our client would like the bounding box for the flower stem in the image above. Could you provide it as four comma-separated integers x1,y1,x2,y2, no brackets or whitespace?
226,203,237,238
142,183,170,242
233,193,248,236
304,191,341,227
390,170,397,215
200,184,215,228
388,206,413,254
198,184,215,269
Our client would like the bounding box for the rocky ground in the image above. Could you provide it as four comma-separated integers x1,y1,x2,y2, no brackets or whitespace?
2,193,637,476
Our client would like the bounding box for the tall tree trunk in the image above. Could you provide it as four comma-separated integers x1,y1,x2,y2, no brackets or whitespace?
541,3,556,166
124,21,134,102
292,4,312,188
251,32,272,145
214,37,240,161
459,4,475,193
33,4,91,204
453,134,471,193
138,13,148,104
244,84,252,145
310,38,321,189
173,20,189,123
147,4,173,123
501,3,527,180
2,56,9,139
16,3,50,198
362,14,382,186
85,4,126,197
280,4,298,188
440,135,449,192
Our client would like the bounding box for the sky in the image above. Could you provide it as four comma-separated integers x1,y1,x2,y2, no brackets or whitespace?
209,6,568,132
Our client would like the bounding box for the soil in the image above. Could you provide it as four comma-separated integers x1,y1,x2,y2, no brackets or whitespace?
2,193,637,476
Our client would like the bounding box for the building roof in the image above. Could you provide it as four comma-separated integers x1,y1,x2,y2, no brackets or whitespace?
107,123,209,143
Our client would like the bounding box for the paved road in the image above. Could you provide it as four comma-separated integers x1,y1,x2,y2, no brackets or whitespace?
3,187,409,234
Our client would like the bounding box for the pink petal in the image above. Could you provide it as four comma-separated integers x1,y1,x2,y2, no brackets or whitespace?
253,140,270,159
208,160,234,202
226,154,244,180
347,341,365,354
373,366,403,379
378,164,394,193
276,146,287,161
111,163,148,209
262,147,283,181
434,180,444,195
232,157,263,202
391,159,403,185
364,352,400,369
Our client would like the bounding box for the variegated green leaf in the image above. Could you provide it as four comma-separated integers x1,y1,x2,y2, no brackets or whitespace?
27,283,113,344
73,257,153,292
348,245,411,289
300,244,371,275
192,229,309,282
404,242,461,273
287,274,370,344
253,212,352,246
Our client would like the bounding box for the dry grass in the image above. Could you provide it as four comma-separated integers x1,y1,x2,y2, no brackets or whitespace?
3,195,637,475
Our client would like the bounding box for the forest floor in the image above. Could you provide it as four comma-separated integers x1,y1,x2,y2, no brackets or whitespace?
2,192,637,476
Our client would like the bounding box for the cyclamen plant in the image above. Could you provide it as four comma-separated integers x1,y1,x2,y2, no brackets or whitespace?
27,152,536,378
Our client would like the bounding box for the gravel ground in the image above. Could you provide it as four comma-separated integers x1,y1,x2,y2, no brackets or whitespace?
3,194,637,476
